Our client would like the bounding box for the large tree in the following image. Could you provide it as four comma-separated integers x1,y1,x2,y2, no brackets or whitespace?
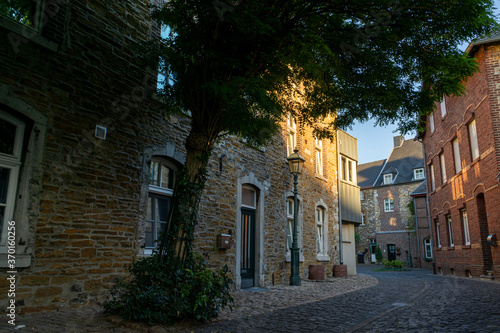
148,0,497,260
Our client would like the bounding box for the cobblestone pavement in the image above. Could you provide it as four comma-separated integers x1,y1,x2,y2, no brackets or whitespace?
1,265,499,332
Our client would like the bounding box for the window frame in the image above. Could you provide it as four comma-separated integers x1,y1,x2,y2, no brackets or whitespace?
468,119,479,161
316,206,325,255
452,138,461,174
340,155,356,184
447,215,454,247
439,153,447,184
383,173,393,184
384,198,394,212
285,197,303,260
315,137,323,176
430,164,435,191
361,211,366,225
286,114,297,156
424,238,432,259
0,1,45,31
429,112,435,133
413,168,424,180
440,97,446,118
435,219,441,248
360,191,365,201
461,209,470,246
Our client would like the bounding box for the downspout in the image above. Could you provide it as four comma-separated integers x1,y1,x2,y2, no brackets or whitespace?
413,196,422,268
336,130,343,265
419,139,435,270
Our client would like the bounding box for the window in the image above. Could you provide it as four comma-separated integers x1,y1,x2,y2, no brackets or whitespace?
0,112,24,251
361,211,366,225
424,238,432,259
435,219,441,248
430,164,435,191
383,174,393,184
285,197,302,257
468,119,479,160
287,114,296,156
315,138,323,176
316,207,325,254
384,198,394,212
157,24,177,89
341,156,356,184
461,210,470,246
360,191,365,201
452,138,461,174
440,97,447,118
413,168,424,180
439,153,447,183
145,158,176,254
447,215,454,247
0,1,43,29
429,113,435,133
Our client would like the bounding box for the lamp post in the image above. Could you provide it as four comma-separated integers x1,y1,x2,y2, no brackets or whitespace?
287,148,305,286
406,224,412,267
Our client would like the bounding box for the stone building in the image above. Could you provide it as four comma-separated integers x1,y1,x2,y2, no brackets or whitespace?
421,34,500,279
0,1,361,313
356,136,425,266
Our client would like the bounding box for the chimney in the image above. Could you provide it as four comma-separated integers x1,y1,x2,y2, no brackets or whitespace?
393,135,404,147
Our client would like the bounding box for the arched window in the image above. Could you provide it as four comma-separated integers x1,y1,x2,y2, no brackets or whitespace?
0,111,24,250
145,157,177,254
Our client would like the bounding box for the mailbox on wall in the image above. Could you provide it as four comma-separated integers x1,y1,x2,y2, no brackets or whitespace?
217,234,231,250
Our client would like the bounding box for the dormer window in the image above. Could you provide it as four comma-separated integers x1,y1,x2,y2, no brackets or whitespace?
413,168,424,180
383,174,393,184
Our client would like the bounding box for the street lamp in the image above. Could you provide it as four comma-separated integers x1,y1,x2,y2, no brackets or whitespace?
405,224,412,267
287,148,305,286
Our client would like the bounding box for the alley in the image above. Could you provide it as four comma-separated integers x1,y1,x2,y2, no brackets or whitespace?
197,265,500,332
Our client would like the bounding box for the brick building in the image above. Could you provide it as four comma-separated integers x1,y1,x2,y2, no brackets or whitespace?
0,1,361,312
421,34,500,279
356,136,425,267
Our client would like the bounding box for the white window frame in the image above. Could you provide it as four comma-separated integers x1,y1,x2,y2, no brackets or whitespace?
287,114,296,156
316,207,324,254
439,153,447,183
461,210,470,246
383,173,393,184
430,164,435,191
360,191,365,201
0,112,25,251
429,112,435,133
447,215,454,247
413,168,424,180
468,119,479,161
435,220,441,248
145,158,177,254
452,138,461,174
440,97,447,118
424,238,432,259
361,211,366,225
341,156,356,184
384,198,394,212
315,137,323,176
285,197,303,261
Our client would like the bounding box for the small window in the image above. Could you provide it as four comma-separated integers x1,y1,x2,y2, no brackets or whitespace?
414,168,424,180
384,198,394,212
316,207,325,254
430,164,435,191
315,138,323,176
468,119,479,161
383,174,393,184
341,156,356,184
424,238,432,259
439,153,447,183
241,186,256,208
429,113,435,133
453,138,461,174
360,191,365,201
440,97,446,118
361,211,366,224
287,114,296,156
461,210,470,246
287,198,294,218
435,219,441,248
447,215,454,247
286,197,301,255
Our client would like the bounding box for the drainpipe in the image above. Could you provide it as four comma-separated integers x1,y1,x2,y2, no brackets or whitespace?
336,130,343,265
419,139,435,270
413,197,422,268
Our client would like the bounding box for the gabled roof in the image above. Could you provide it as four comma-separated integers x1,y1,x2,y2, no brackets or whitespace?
465,31,500,54
410,181,427,197
357,159,386,189
372,138,424,187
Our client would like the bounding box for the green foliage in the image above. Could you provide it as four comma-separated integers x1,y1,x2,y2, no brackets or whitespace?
375,245,383,262
406,200,416,231
0,0,33,25
355,232,361,244
103,253,234,325
382,259,405,269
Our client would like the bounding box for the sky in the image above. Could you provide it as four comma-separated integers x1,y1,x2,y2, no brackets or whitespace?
348,0,500,165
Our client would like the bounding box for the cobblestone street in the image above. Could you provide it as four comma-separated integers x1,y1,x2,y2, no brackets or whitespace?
1,265,499,332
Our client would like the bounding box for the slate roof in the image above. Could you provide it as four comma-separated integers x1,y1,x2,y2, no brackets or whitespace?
465,31,500,54
357,137,424,188
410,181,426,197
357,159,386,189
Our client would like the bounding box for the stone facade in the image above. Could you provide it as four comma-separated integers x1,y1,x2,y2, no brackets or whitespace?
422,38,500,279
0,0,359,313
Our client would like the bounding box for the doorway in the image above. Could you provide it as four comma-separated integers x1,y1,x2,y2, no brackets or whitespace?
240,208,255,288
387,244,396,261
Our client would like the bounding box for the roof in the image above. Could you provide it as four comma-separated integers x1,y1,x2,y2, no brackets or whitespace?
357,159,386,189
410,181,427,197
465,31,500,54
372,138,424,187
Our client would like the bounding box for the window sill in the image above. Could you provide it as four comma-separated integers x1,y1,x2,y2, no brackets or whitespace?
462,245,471,249
315,174,327,182
316,254,330,262
0,16,58,52
448,246,455,250
0,253,31,268
436,247,442,251
285,253,305,263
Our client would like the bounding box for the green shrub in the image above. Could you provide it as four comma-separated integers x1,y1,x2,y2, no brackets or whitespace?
375,245,383,262
103,253,234,325
382,259,405,269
